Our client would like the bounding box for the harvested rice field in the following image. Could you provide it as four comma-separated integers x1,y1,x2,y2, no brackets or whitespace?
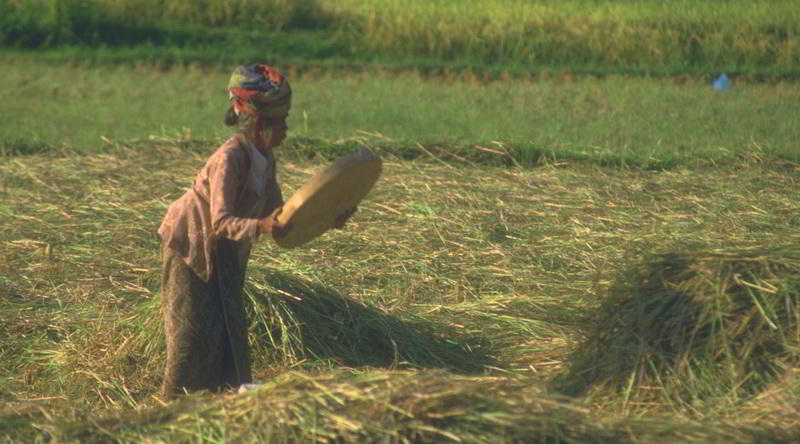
3,0,799,439
1,140,798,442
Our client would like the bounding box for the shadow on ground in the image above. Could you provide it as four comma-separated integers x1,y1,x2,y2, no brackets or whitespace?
247,270,494,374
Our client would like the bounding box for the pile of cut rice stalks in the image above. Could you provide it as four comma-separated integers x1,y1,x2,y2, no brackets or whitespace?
563,248,800,415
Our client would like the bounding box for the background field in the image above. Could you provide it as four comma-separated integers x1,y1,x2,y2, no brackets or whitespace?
2,57,799,168
1,0,799,442
2,0,799,76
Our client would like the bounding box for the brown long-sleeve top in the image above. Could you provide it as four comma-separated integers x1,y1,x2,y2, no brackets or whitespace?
158,134,282,282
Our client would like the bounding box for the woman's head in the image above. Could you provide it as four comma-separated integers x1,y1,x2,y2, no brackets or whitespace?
225,64,291,148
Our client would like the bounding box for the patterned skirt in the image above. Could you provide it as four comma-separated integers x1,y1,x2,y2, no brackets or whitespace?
159,238,252,398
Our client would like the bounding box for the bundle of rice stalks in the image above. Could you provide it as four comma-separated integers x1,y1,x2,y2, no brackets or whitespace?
560,247,800,411
246,271,492,373
47,370,626,444
43,369,792,444
728,367,800,439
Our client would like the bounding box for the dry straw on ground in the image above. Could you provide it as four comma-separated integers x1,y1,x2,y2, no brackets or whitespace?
41,368,799,444
1,139,799,442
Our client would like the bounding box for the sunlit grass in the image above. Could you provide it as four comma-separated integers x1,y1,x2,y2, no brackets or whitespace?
2,57,799,167
1,45,799,441
3,0,799,74
1,139,798,441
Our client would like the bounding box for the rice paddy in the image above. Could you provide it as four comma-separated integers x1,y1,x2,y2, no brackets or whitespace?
1,1,798,438
1,134,798,442
3,0,799,76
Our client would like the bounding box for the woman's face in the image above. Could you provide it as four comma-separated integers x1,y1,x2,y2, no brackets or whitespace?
262,115,288,148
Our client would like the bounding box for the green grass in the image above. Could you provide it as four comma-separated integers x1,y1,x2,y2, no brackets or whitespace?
2,56,799,168
1,133,798,441
2,0,799,76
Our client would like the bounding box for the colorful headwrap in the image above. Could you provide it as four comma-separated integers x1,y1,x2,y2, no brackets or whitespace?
227,64,291,118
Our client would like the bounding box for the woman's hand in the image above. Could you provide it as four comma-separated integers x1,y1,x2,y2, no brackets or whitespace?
332,206,357,230
259,207,292,239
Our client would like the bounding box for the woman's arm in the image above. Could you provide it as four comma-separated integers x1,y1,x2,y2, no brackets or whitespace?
208,150,260,242
261,176,284,219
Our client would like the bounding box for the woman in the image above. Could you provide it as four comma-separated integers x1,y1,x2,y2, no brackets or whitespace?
158,64,352,398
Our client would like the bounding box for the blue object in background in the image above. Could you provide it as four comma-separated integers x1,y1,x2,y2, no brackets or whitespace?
712,74,731,91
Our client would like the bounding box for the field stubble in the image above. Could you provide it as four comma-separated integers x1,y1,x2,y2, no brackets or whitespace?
0,140,798,442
